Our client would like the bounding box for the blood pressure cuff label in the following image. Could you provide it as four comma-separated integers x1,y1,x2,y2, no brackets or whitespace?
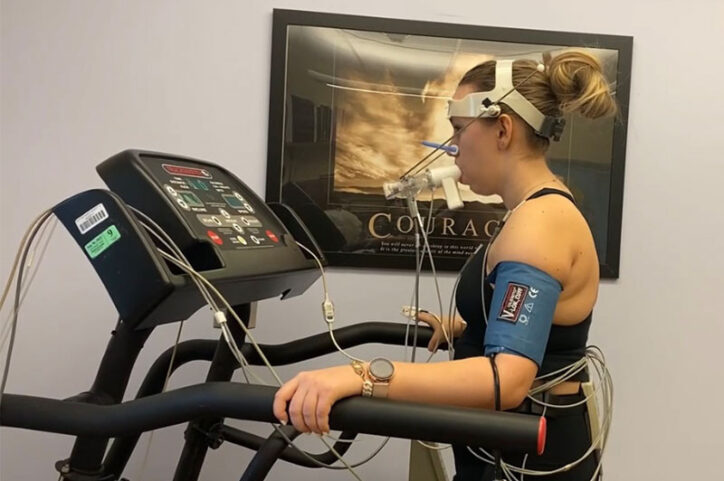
483,261,562,367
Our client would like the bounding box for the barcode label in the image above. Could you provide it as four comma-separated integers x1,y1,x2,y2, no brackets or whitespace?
75,203,109,234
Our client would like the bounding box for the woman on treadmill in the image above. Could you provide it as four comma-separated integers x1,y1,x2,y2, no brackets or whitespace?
274,50,617,480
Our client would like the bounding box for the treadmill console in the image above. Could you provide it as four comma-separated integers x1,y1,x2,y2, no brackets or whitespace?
51,149,322,329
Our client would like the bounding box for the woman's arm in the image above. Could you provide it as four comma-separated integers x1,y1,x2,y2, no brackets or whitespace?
388,353,537,410
273,353,537,435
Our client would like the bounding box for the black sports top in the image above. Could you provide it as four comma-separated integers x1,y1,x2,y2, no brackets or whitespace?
453,188,591,381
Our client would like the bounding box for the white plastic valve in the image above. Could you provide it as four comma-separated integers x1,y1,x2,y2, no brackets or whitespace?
427,165,461,185
428,165,463,210
441,177,463,210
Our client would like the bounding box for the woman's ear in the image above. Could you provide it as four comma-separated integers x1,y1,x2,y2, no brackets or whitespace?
496,114,514,150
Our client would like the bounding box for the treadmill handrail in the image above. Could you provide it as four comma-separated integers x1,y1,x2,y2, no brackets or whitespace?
1,382,544,455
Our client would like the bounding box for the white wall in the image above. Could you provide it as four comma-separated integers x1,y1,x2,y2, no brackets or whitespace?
2,0,723,480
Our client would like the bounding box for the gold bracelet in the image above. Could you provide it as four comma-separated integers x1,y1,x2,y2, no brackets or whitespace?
350,360,373,397
361,379,373,397
351,360,365,378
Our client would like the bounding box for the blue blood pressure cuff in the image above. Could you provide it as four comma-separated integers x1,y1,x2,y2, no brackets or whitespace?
483,261,562,367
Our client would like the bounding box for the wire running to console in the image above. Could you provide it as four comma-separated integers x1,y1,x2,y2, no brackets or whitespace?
0,209,53,401
0,216,57,352
153,247,377,479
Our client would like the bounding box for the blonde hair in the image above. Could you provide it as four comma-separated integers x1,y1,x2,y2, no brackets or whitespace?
458,50,618,150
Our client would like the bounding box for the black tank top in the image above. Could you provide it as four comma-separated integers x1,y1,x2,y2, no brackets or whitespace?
453,188,591,380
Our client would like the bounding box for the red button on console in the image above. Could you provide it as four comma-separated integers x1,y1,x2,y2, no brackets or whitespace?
207,230,223,245
266,230,279,243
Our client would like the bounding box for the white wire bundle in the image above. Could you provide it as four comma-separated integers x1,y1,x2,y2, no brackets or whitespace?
139,220,377,479
465,347,613,480
0,215,58,355
0,209,54,398
402,189,450,365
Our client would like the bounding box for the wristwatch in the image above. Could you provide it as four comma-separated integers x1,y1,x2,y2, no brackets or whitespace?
368,358,395,398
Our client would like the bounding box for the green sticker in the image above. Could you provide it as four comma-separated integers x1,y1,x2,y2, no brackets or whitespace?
84,225,121,259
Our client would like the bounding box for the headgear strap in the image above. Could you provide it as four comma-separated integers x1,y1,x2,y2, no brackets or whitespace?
447,59,566,141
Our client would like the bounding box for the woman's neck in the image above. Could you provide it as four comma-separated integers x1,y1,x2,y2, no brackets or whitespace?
499,156,561,210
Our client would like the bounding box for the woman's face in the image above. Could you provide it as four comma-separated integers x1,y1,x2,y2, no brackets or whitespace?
449,84,503,196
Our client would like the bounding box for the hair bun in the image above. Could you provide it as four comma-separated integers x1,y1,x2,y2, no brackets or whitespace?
547,51,618,119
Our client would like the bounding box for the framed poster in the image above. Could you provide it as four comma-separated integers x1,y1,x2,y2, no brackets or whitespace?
266,9,632,278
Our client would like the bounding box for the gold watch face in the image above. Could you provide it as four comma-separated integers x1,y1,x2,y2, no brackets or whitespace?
369,358,394,381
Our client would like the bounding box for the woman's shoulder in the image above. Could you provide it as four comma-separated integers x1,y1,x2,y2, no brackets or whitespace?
489,192,588,284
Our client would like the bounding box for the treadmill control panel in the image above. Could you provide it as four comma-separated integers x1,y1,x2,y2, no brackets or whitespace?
144,160,283,251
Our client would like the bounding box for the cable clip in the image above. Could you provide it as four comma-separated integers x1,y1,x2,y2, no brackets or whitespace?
401,305,423,320
322,299,335,324
213,311,228,329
